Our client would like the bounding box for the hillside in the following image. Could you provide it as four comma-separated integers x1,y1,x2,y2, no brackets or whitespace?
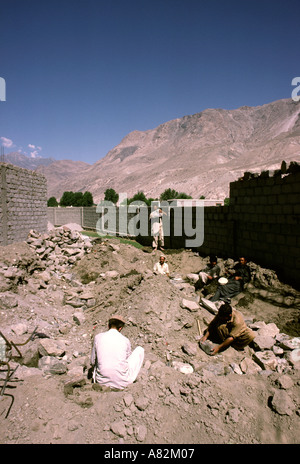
5,98,300,203
41,98,300,203
35,160,91,200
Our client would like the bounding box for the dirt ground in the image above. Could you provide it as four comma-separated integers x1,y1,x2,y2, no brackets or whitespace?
0,234,299,446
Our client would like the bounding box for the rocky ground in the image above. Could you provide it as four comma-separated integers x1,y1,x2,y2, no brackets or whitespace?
0,224,299,445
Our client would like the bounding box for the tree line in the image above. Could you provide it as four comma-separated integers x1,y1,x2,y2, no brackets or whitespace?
47,188,223,208
47,191,94,207
103,188,195,205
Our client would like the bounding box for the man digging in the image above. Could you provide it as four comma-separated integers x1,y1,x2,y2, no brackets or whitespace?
199,302,256,356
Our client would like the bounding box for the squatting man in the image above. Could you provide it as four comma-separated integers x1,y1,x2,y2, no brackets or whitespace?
200,302,256,356
90,315,144,389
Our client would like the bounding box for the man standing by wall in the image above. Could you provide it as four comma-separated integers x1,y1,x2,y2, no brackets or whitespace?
149,206,167,252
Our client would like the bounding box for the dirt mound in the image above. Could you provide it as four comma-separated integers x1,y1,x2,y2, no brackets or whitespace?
0,234,299,444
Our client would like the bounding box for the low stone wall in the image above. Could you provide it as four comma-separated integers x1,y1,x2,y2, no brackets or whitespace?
0,163,47,245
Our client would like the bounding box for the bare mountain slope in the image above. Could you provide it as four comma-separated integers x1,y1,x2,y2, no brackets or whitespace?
44,98,300,202
36,160,91,199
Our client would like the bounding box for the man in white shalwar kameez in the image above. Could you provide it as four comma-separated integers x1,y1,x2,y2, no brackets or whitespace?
149,206,167,251
91,315,144,389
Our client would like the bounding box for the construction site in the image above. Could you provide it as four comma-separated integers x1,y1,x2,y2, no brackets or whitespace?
0,161,299,445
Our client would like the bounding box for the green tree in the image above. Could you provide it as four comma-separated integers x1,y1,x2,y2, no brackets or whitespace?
82,191,94,206
59,191,94,207
104,188,119,204
160,188,179,201
73,192,83,206
177,192,192,199
128,191,153,206
60,191,75,206
160,188,192,201
47,196,58,207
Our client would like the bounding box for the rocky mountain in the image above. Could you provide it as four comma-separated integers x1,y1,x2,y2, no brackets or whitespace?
36,160,91,200
2,152,55,170
31,98,300,202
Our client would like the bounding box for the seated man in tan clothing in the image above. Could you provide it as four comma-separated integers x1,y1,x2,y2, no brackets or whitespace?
200,302,255,356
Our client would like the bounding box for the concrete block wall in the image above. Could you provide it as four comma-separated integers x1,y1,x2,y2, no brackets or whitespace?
0,163,47,245
48,206,83,227
196,206,235,257
81,206,138,233
228,167,300,288
197,163,300,289
48,206,140,235
83,207,99,230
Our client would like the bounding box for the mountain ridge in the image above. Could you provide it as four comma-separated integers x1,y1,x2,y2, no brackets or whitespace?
5,98,300,202
1,152,56,170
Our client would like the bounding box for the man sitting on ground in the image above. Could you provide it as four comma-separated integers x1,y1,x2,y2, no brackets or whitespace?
203,256,251,307
91,315,144,390
200,302,255,356
195,255,220,291
153,255,170,277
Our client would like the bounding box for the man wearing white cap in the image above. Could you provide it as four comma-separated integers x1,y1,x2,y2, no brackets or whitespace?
153,255,170,277
91,315,144,390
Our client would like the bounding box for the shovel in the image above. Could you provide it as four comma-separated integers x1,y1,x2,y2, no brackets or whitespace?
195,318,202,341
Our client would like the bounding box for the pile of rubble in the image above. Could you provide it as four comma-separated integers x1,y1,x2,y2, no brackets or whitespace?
220,319,300,380
0,226,93,295
1,237,300,443
26,227,93,274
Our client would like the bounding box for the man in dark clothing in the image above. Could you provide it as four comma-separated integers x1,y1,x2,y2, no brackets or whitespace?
210,257,251,303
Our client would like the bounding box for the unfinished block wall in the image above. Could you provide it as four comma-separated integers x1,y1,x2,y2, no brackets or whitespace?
0,163,47,245
197,163,300,288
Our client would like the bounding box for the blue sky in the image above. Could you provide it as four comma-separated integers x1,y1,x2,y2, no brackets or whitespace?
0,0,299,164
